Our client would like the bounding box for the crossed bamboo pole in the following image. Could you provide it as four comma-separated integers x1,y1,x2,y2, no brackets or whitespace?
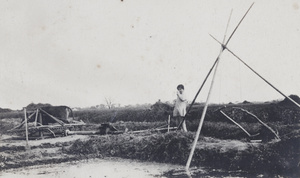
185,3,255,170
209,35,300,109
178,3,254,130
186,1,298,170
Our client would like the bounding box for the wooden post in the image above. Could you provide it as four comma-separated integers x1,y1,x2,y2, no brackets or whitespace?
168,115,170,132
34,109,39,127
39,112,44,139
24,108,30,150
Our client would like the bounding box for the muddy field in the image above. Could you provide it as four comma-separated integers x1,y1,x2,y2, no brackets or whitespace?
0,97,300,177
0,132,261,177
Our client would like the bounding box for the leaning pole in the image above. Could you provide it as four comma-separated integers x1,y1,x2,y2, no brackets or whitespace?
209,35,300,109
185,48,223,170
185,3,254,170
185,8,231,170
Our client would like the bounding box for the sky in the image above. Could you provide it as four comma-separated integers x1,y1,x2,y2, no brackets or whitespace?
0,0,299,110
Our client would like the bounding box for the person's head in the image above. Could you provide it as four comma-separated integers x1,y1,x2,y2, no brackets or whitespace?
177,84,184,93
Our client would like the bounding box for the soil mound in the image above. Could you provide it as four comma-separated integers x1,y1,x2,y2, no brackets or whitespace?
279,94,300,107
249,132,300,177
150,101,172,114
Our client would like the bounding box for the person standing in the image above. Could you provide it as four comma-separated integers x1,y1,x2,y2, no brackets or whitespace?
173,84,188,132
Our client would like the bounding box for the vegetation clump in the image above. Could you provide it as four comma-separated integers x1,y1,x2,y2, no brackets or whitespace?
66,132,194,164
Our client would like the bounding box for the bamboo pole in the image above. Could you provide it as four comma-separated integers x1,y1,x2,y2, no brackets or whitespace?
233,107,280,140
129,127,178,134
66,130,100,135
220,110,252,137
185,50,222,170
185,4,254,169
176,9,231,131
9,111,37,131
223,3,254,47
178,3,254,130
27,111,36,120
209,34,300,109
46,128,56,137
168,115,170,132
39,112,44,139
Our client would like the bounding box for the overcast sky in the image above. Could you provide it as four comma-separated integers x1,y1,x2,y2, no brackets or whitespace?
0,0,299,110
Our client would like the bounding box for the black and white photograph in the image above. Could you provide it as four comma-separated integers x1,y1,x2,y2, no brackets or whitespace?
0,0,299,177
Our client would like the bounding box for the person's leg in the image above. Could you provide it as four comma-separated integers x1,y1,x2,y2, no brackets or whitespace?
172,109,179,127
182,119,187,132
176,116,187,132
175,116,181,128
170,115,177,127
172,115,187,132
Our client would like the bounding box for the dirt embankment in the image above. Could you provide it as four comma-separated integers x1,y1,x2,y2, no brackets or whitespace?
0,135,89,170
64,131,299,177
0,130,299,177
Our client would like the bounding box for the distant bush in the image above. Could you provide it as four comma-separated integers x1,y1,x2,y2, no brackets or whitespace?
0,103,53,119
0,111,23,119
0,108,12,113
74,107,169,124
74,101,173,124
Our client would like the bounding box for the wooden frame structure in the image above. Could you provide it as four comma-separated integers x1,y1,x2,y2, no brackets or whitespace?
8,108,86,139
9,108,175,140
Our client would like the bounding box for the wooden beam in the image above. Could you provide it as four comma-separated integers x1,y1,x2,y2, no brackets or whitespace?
233,107,280,140
39,108,65,126
39,112,44,139
220,110,252,137
9,110,37,131
128,127,177,134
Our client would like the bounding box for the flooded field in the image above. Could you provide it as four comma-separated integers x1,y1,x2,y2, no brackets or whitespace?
0,157,267,178
0,158,180,178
